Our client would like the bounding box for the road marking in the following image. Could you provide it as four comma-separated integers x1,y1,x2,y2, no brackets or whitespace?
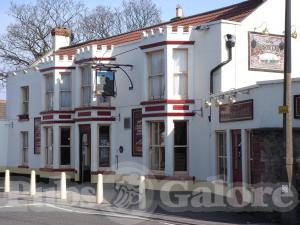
0,203,43,208
44,203,154,221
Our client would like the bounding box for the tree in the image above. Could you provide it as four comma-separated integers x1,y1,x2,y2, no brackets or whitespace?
0,0,85,69
121,0,161,31
77,6,116,41
0,0,161,70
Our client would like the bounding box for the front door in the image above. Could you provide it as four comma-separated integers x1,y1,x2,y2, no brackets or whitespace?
231,130,242,184
79,125,91,183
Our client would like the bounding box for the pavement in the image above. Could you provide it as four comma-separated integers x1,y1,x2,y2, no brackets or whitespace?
0,176,280,225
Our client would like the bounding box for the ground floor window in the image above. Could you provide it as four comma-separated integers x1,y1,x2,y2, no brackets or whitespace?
21,131,28,165
174,121,188,172
45,127,53,166
99,125,110,167
216,131,227,181
149,121,165,171
60,127,71,165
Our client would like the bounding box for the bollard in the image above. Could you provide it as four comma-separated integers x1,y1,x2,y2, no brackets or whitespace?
30,170,36,196
139,175,146,210
4,169,10,193
60,172,67,200
96,174,103,204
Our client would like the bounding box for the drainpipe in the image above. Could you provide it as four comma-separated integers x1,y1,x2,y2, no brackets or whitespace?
208,34,236,122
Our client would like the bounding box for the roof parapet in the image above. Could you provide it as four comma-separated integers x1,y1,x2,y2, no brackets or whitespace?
141,25,193,39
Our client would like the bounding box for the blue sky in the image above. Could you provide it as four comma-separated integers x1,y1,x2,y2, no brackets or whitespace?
0,0,245,99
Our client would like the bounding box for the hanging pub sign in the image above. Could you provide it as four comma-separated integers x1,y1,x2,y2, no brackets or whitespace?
132,108,143,157
248,32,284,72
219,100,253,123
34,117,41,154
95,70,115,96
294,95,300,119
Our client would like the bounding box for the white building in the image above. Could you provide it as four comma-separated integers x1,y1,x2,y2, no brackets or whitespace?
3,0,300,186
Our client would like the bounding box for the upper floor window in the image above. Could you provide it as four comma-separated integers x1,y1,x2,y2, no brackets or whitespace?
45,75,54,111
81,67,91,106
173,49,188,98
21,86,29,115
148,50,164,100
60,72,72,109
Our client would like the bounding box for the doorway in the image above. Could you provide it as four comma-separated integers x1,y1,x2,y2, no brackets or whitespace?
79,125,91,183
231,129,242,184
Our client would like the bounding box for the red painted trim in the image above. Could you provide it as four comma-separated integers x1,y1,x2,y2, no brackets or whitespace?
140,41,195,50
75,106,116,111
40,168,76,173
18,165,29,169
75,57,116,64
78,111,91,117
40,66,75,73
75,117,116,122
43,115,54,120
97,111,111,116
142,112,195,118
41,120,75,124
59,114,72,119
141,99,195,105
145,105,165,112
91,170,116,175
173,105,189,110
40,110,75,115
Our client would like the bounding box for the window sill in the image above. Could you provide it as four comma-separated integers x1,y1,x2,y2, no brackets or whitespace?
18,114,29,121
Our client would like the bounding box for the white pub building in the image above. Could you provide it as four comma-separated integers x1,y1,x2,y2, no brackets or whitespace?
2,0,300,186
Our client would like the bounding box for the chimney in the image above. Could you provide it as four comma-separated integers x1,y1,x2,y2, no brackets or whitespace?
176,5,183,18
51,27,72,51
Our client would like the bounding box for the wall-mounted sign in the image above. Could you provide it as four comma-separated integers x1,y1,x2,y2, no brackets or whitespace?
95,70,115,96
248,32,284,72
294,95,300,119
34,117,41,154
219,100,253,123
132,108,143,157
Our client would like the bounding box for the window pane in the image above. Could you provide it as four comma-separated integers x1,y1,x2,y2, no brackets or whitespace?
174,121,188,172
173,49,188,73
61,128,70,145
60,92,71,108
99,126,110,167
216,132,227,180
174,147,187,171
174,121,187,145
82,87,91,105
174,73,187,97
60,147,70,165
46,76,54,92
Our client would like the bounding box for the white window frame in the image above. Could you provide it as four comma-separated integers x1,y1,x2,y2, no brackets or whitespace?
21,86,29,115
45,75,54,111
148,50,165,100
173,120,189,174
81,67,91,106
45,127,53,167
149,121,165,173
21,131,28,166
173,49,188,99
60,72,72,109
216,131,227,181
59,127,71,167
98,125,111,168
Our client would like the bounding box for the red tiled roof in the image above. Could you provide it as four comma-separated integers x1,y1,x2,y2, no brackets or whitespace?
0,100,6,120
56,0,264,56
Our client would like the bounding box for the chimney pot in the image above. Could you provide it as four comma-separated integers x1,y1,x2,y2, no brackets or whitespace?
176,5,183,18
